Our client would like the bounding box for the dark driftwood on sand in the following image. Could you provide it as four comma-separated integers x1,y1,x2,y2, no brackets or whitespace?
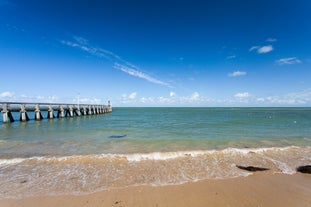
236,165,269,172
296,165,311,174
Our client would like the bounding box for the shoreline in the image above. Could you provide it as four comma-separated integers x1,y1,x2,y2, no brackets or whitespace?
2,173,311,207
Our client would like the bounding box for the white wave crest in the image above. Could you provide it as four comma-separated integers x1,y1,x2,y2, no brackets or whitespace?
0,158,26,166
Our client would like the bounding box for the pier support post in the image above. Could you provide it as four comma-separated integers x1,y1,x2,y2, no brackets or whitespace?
47,105,54,119
88,106,92,115
57,105,65,118
82,107,87,116
2,103,8,123
93,105,97,114
69,105,74,117
75,105,81,116
20,104,30,122
1,103,13,123
35,104,43,120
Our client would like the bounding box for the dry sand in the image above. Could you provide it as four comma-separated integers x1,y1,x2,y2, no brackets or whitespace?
1,173,311,207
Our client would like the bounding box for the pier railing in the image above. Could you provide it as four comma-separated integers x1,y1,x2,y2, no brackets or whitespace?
0,101,112,123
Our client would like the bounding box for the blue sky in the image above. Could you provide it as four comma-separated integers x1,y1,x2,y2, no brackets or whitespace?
0,0,311,106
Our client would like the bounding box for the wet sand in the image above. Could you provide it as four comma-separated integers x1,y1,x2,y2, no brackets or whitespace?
1,173,311,207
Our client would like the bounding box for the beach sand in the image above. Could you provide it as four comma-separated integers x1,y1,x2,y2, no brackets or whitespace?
1,173,311,207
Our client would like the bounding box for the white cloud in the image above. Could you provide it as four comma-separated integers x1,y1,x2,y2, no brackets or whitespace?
26,95,59,103
77,98,101,104
128,92,137,99
114,89,311,106
276,57,302,65
249,45,273,54
190,92,200,100
170,92,176,97
0,91,14,98
258,45,273,54
234,92,250,98
0,91,105,105
114,63,170,86
266,38,277,42
36,95,45,100
61,36,169,87
262,89,311,105
118,91,209,106
120,92,139,104
47,95,58,102
228,71,247,77
256,98,265,102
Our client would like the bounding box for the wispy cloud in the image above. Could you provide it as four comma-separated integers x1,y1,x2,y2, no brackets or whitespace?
73,36,89,45
113,63,170,87
226,55,236,60
249,46,260,52
228,71,247,77
249,45,273,54
276,57,302,65
266,38,277,42
61,36,169,87
60,39,118,61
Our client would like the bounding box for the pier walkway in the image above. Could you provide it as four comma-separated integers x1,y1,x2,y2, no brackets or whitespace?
0,101,112,123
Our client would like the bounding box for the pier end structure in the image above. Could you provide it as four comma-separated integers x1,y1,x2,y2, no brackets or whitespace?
0,101,112,123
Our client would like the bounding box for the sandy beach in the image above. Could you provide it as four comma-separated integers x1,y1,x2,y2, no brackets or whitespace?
2,172,311,207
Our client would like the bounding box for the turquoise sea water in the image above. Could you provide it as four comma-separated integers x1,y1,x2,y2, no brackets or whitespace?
1,107,311,157
0,107,311,198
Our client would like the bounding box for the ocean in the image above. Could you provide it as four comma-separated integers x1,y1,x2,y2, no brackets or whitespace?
0,107,311,198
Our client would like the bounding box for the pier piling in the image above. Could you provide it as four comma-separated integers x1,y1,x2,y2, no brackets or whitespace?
2,103,9,123
35,104,43,120
47,105,54,119
57,105,65,118
20,104,30,121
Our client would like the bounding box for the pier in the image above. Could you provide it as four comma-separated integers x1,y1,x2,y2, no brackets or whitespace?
0,101,112,123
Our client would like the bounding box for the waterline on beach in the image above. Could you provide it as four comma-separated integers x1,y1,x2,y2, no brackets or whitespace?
1,146,310,198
